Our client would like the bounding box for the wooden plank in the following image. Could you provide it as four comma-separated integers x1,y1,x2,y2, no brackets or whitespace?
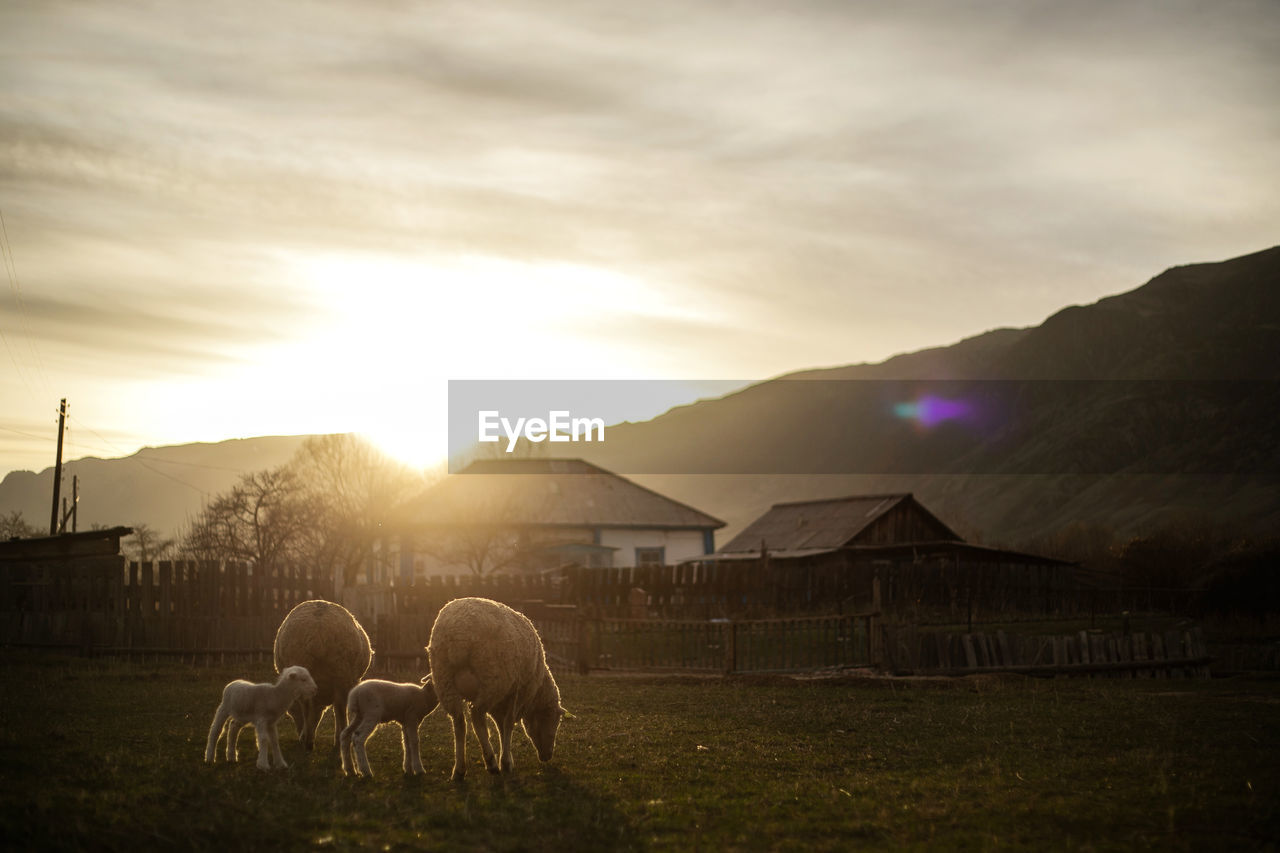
962,634,978,669
911,656,1213,678
1151,633,1166,678
997,630,1012,667
1165,631,1185,679
158,561,173,650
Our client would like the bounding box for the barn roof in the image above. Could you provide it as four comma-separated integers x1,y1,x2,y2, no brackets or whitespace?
0,526,135,561
716,493,962,557
691,539,1071,566
402,458,724,531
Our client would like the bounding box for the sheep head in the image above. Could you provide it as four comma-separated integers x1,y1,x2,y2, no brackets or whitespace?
520,668,566,761
521,703,565,762
279,665,318,699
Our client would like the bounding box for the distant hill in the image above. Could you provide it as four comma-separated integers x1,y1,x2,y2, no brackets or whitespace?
0,435,315,537
580,246,1280,544
4,247,1277,549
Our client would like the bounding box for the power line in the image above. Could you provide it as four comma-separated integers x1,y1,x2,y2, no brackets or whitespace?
67,414,133,458
0,208,54,398
0,324,39,406
138,460,211,496
0,424,50,442
134,452,254,473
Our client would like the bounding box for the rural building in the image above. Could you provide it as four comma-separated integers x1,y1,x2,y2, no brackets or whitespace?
393,458,725,578
0,526,134,649
692,494,1074,618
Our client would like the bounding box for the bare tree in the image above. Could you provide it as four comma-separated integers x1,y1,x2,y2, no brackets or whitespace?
0,510,42,540
181,434,424,589
290,434,422,587
184,466,322,575
410,477,561,577
123,523,178,563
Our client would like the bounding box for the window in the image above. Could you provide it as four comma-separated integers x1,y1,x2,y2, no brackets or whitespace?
635,547,665,568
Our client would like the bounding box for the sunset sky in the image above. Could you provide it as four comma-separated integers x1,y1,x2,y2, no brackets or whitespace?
2,0,1278,475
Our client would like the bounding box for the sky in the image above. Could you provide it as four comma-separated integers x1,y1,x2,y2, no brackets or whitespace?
2,0,1278,475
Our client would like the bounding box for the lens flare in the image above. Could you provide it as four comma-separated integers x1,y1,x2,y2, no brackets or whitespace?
892,394,973,427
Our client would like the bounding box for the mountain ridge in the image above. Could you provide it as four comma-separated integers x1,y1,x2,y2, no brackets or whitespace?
3,246,1277,546
0,435,315,536
581,245,1280,542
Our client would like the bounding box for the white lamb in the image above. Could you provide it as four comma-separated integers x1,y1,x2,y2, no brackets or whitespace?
205,665,318,771
339,676,439,778
426,597,570,781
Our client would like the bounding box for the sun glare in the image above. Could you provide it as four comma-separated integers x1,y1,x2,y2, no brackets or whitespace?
244,250,707,469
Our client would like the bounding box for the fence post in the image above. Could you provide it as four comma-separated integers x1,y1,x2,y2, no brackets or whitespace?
722,620,736,675
575,614,591,675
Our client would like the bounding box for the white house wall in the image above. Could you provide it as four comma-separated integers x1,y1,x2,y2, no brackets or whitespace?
400,526,713,578
599,528,708,568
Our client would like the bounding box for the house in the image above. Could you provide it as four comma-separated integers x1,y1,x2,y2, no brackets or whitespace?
395,458,725,577
695,494,1073,617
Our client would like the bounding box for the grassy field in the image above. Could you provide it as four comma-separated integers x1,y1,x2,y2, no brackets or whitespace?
1,652,1277,851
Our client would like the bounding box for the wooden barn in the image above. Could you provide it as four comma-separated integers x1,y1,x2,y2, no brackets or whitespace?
695,494,1075,619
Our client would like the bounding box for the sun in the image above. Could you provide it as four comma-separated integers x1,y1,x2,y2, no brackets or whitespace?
249,248,712,470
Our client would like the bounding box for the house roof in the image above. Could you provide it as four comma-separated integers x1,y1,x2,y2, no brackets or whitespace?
0,526,134,561
717,493,961,557
688,539,1072,566
402,458,725,531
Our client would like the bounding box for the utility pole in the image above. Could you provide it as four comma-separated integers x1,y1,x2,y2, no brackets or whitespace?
49,398,66,536
59,476,79,534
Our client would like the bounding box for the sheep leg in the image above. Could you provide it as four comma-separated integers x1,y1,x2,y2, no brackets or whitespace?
470,706,499,774
303,699,322,751
404,719,425,775
449,710,468,781
269,718,288,769
287,700,306,746
338,709,359,776
351,720,376,778
494,700,517,774
331,689,348,749
205,705,229,763
254,724,273,770
226,719,246,762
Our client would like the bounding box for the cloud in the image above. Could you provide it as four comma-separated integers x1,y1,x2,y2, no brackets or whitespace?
4,286,325,374
1,0,1279,472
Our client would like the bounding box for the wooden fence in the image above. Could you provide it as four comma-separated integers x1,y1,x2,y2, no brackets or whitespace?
580,613,875,675
880,624,1213,678
0,556,1224,679
0,558,331,661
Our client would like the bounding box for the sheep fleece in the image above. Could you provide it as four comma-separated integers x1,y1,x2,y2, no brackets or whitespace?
273,599,372,744
427,597,556,713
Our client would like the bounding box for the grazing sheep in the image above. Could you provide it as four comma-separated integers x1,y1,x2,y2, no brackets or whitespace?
273,599,373,751
426,597,569,781
339,676,439,778
205,665,318,770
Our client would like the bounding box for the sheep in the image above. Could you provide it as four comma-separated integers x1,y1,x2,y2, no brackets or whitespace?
426,597,569,781
205,665,318,770
273,599,373,751
339,676,439,778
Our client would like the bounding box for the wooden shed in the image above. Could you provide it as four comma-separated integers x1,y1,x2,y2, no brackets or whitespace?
698,494,1075,618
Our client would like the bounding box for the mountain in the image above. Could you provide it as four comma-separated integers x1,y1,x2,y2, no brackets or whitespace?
4,247,1277,549
579,246,1280,544
0,435,313,537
